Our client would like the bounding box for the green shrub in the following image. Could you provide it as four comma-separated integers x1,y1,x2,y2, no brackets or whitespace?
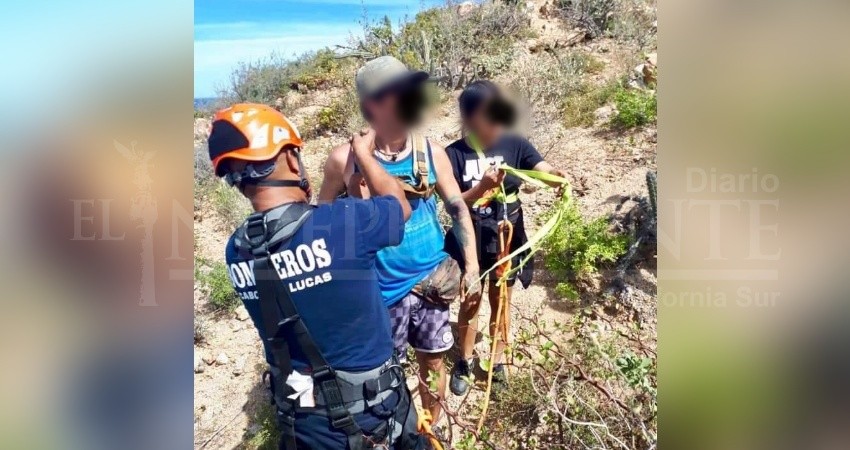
211,183,251,228
355,2,531,88
612,88,657,128
302,87,362,138
196,258,240,311
511,50,607,125
221,54,292,104
491,310,657,448
543,201,629,298
555,0,618,38
289,49,351,90
556,0,657,48
243,403,280,450
562,80,619,128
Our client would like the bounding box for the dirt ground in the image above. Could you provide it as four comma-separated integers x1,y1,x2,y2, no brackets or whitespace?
193,5,656,448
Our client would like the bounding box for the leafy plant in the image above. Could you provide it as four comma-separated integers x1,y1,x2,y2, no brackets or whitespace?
612,88,657,128
487,308,657,449
562,80,620,128
301,86,362,138
543,200,629,298
616,353,655,392
243,403,280,450
211,183,251,228
196,257,240,311
350,2,531,88
289,49,350,90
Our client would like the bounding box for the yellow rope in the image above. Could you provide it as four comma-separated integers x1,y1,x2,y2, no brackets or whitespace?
476,219,513,433
463,135,571,436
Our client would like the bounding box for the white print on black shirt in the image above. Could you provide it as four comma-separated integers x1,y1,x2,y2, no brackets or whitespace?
228,238,334,299
462,155,505,186
462,156,504,216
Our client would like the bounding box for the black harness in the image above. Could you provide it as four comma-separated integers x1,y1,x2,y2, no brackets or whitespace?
234,203,426,450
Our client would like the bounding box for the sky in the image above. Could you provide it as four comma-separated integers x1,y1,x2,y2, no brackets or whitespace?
194,0,443,98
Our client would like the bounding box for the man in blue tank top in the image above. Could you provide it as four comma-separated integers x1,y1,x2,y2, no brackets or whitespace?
318,56,480,425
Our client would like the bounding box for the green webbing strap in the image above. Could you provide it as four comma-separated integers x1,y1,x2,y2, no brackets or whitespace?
471,163,572,287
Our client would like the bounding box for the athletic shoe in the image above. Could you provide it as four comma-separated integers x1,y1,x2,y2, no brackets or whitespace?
449,359,471,395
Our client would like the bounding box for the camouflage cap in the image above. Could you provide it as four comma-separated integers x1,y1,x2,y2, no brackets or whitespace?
355,56,429,100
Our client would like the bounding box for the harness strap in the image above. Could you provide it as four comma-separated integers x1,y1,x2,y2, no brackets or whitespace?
243,204,367,450
400,133,435,199
315,369,399,406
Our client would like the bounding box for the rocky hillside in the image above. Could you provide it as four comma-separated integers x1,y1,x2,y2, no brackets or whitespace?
194,1,657,449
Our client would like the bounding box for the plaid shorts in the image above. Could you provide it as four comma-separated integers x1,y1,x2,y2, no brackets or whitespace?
388,291,453,358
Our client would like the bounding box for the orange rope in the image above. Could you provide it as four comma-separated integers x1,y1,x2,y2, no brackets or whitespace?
416,409,444,450
476,219,514,433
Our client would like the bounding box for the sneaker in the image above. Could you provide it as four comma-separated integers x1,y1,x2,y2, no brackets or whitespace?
490,364,508,399
449,359,471,395
430,425,449,448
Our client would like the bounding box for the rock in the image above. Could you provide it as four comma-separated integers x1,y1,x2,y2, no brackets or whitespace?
194,353,205,373
594,105,615,122
645,128,658,143
527,38,545,54
235,306,250,321
559,29,587,48
202,353,215,366
233,357,247,376
646,52,658,67
215,352,230,366
634,62,657,87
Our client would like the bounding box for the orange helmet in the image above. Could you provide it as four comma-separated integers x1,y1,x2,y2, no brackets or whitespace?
208,103,303,177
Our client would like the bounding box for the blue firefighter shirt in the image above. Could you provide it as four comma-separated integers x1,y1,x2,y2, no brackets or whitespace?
224,196,405,372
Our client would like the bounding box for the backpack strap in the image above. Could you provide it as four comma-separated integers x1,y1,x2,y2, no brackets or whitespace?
401,133,435,199
241,204,367,450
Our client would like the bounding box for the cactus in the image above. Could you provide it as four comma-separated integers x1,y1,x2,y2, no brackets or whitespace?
646,170,657,221
607,170,658,303
420,30,433,73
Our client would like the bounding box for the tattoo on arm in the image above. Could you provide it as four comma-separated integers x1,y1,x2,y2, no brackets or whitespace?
446,196,475,261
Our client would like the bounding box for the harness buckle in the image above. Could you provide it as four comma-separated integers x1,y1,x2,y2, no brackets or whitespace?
244,214,268,247
330,413,356,430
312,366,336,382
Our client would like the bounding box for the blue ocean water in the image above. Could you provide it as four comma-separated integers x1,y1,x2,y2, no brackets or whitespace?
193,97,217,110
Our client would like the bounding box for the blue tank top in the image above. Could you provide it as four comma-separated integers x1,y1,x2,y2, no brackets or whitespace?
369,140,448,306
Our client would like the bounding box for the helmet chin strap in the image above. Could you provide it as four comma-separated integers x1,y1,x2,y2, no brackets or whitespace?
228,149,311,199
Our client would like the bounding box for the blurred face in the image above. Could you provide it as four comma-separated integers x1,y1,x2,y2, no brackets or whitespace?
363,83,428,130
467,103,505,148
363,91,402,129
